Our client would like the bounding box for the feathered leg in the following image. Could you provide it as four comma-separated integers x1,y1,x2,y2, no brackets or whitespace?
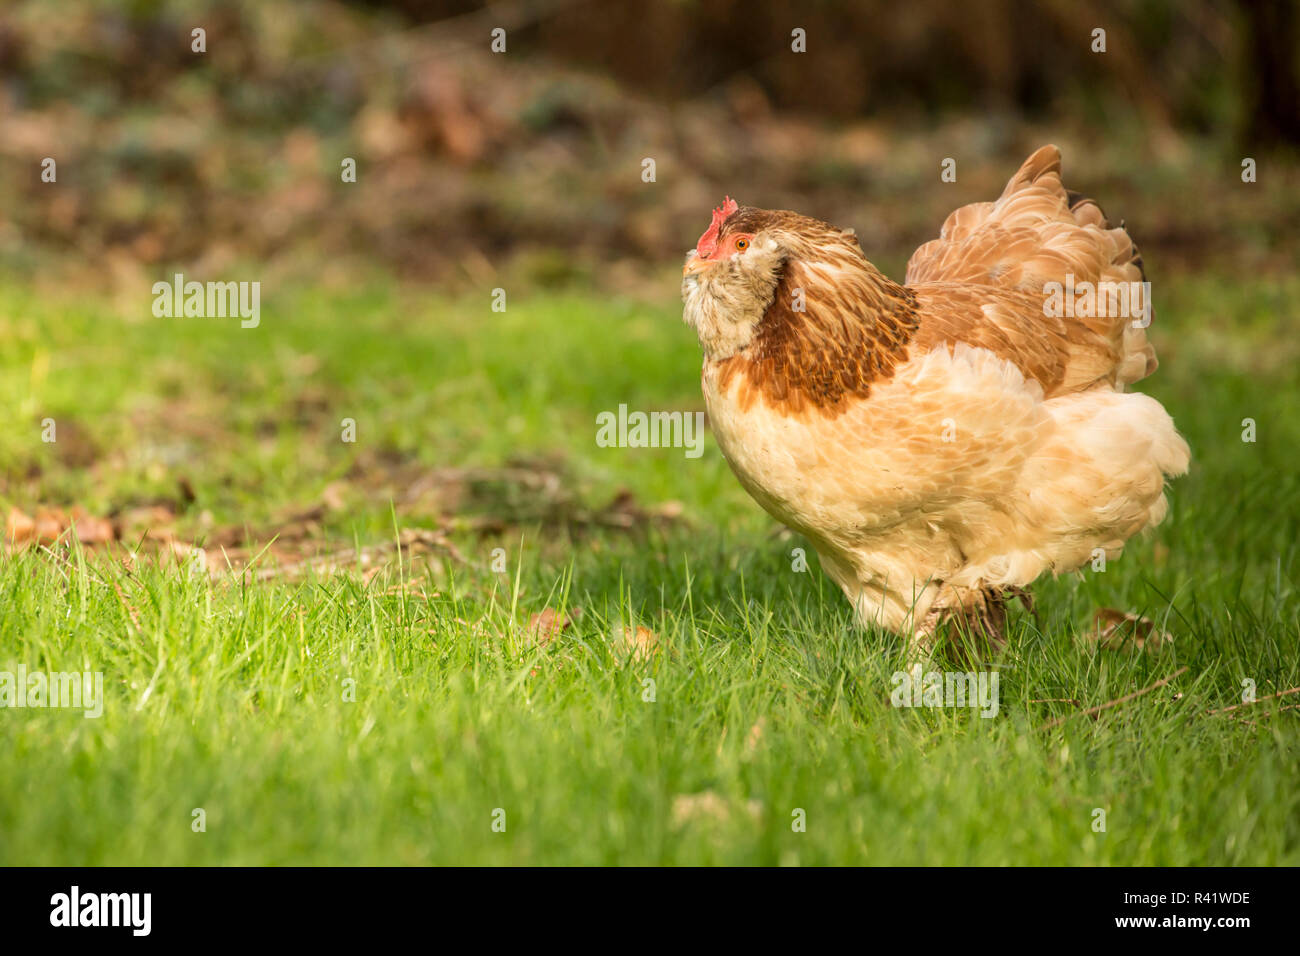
923,585,1033,663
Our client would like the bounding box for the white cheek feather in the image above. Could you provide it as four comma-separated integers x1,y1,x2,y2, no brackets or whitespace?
680,248,785,360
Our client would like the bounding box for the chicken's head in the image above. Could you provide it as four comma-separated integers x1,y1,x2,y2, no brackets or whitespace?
681,198,860,360
681,198,786,359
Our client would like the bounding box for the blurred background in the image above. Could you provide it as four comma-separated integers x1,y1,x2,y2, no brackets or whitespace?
1,0,1297,292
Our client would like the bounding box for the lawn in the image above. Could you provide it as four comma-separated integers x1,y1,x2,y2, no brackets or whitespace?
0,269,1297,865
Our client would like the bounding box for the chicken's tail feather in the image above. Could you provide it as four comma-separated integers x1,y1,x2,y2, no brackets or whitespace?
906,145,1158,387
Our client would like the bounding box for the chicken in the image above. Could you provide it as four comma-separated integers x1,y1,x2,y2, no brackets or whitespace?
680,145,1190,655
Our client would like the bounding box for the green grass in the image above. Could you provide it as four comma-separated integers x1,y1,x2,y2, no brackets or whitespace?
1,270,1297,865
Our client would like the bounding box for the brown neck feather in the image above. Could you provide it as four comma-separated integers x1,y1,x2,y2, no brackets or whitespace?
713,258,920,417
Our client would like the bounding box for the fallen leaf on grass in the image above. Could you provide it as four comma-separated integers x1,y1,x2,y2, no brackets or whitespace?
526,607,580,647
66,507,115,544
5,505,116,547
5,507,34,545
611,625,659,663
33,508,63,542
1091,608,1173,652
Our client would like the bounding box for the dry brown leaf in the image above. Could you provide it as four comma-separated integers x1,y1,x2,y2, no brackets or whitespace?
612,624,659,663
1091,608,1173,652
526,607,578,647
6,507,35,545
5,505,117,548
34,507,67,543
66,506,115,544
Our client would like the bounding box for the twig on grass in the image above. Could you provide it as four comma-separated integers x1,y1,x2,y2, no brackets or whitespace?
1204,685,1300,716
1223,703,1300,728
1037,666,1189,731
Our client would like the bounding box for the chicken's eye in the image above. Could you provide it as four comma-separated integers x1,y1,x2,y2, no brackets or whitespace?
735,238,749,251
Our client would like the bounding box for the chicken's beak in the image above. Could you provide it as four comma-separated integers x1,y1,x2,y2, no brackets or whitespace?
682,256,711,278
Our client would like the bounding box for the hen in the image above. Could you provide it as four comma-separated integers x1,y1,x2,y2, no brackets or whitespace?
680,146,1189,655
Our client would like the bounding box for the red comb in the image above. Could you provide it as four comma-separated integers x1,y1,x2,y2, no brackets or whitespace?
695,196,739,258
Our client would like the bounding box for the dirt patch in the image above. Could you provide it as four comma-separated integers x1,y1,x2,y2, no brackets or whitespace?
2,457,684,581
342,454,685,534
